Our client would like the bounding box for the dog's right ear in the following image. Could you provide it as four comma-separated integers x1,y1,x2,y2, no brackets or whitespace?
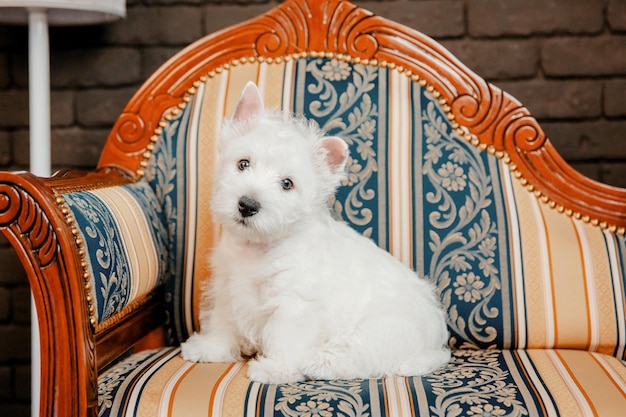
232,81,264,121
319,136,349,175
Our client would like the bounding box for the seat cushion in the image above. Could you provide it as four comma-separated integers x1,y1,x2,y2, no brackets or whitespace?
98,348,626,417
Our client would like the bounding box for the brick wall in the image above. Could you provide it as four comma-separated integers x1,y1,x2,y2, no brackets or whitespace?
0,0,625,414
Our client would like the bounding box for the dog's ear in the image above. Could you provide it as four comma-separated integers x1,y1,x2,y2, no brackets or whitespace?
232,81,264,121
319,136,349,174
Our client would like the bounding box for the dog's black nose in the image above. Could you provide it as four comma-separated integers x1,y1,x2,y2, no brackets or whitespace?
238,196,261,217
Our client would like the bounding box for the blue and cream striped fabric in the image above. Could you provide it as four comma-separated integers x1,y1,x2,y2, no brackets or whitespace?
147,57,626,358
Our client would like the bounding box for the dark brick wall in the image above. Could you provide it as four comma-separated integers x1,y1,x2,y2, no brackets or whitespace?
0,0,625,414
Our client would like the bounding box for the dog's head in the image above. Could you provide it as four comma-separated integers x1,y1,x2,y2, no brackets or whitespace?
212,82,349,243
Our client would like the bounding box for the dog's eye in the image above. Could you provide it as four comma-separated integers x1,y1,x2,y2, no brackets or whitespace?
281,178,294,191
237,159,250,171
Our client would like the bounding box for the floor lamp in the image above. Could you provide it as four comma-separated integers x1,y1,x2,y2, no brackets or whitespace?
0,2,125,416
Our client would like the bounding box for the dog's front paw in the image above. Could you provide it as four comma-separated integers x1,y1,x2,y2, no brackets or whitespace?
247,357,305,384
180,332,239,363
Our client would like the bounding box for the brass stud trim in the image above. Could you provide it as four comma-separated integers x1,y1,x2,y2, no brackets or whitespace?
54,191,98,328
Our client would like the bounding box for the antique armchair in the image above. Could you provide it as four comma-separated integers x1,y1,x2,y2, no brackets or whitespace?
1,1,625,416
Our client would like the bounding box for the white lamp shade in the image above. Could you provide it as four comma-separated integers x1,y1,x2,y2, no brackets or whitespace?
0,0,126,25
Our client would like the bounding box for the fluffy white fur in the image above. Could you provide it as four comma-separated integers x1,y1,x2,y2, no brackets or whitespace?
181,82,450,383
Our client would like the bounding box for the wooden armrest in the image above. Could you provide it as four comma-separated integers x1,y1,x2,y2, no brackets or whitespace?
0,167,167,417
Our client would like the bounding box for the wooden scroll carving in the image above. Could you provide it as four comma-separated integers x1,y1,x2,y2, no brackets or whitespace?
0,183,57,267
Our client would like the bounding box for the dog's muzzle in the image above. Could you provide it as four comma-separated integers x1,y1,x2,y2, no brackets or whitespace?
238,196,261,218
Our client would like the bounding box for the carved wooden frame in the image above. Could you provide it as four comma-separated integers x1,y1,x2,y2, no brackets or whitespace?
1,1,624,416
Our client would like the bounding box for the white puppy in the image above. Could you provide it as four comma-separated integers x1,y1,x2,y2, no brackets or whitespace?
181,82,450,384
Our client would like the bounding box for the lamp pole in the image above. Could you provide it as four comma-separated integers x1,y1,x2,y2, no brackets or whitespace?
28,8,51,178
27,9,51,416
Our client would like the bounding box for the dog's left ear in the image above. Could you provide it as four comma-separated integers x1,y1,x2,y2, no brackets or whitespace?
232,81,264,121
319,136,349,174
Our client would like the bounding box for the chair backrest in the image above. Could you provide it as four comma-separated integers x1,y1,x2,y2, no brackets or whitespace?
94,0,626,357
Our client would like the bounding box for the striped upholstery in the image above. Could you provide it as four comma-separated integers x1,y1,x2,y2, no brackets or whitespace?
96,57,626,416
99,347,626,417
63,181,168,325
491,175,626,356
